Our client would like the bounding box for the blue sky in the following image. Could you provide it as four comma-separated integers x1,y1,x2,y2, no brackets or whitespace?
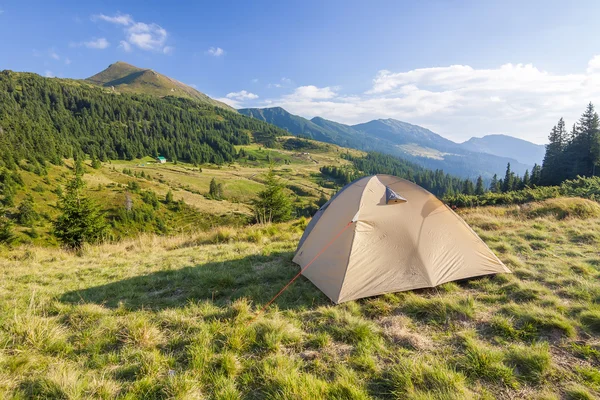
1,0,600,143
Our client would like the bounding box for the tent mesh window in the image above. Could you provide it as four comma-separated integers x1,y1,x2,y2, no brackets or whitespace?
386,186,407,204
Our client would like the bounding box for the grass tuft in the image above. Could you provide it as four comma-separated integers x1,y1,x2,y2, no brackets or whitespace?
579,309,600,334
506,342,552,384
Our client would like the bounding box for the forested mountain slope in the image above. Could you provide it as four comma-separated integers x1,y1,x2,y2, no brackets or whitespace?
0,70,286,169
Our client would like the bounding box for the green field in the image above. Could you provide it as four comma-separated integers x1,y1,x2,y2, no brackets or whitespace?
0,198,599,399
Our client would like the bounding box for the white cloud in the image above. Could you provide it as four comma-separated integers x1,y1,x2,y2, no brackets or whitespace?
92,13,172,54
64,58,71,65
93,13,133,26
288,85,337,100
70,38,110,49
50,51,60,60
260,56,600,144
85,38,110,49
215,97,241,108
226,90,259,100
206,47,225,57
44,70,54,78
268,77,293,89
118,40,132,52
126,22,167,51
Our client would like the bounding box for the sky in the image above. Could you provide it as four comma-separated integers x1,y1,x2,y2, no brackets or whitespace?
1,0,600,144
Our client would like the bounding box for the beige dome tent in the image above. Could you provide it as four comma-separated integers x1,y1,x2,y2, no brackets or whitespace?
293,175,510,304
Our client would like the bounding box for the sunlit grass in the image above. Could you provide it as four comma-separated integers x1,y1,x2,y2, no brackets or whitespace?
0,198,599,398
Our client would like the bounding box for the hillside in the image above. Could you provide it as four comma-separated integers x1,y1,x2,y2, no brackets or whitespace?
462,134,546,165
238,107,333,142
240,107,535,179
0,198,599,398
0,70,286,168
86,61,234,111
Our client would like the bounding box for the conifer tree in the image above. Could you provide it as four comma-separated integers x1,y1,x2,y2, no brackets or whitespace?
53,175,107,249
0,208,14,244
531,164,542,186
489,174,501,193
522,169,530,188
462,179,475,195
541,123,564,185
252,168,292,224
475,176,485,195
165,190,174,204
17,193,38,226
208,178,223,200
502,163,514,192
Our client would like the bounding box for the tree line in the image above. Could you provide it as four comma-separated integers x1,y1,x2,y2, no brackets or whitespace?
541,103,600,185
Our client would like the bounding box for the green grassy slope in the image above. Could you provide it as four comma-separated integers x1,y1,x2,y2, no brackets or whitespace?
2,137,355,246
0,198,599,398
86,61,235,111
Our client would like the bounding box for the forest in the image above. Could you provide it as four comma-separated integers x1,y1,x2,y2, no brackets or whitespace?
0,70,286,170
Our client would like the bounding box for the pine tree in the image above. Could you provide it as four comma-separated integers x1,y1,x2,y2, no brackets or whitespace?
0,208,14,244
462,179,475,195
53,175,107,249
252,168,292,223
475,176,485,195
17,193,38,226
489,174,501,193
574,102,599,176
165,190,174,204
522,169,530,188
531,164,542,186
502,163,514,192
541,123,564,185
208,178,223,200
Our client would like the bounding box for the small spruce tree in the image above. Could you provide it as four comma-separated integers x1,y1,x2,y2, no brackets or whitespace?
252,168,292,224
53,175,107,249
165,190,174,204
17,193,38,226
0,209,15,244
475,176,485,195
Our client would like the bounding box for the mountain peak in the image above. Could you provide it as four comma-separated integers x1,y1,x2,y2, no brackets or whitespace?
85,62,234,111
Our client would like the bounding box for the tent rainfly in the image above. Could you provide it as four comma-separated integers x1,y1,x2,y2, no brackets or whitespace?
293,175,510,304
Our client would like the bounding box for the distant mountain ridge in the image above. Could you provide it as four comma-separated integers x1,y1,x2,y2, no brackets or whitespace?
239,107,541,179
461,134,545,165
86,61,234,111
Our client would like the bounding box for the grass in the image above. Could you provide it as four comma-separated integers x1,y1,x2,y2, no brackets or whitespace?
0,198,600,398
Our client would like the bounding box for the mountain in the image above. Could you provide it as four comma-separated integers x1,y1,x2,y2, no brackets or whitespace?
239,107,536,179
238,107,332,142
0,70,286,167
352,119,459,152
86,61,234,111
460,134,546,165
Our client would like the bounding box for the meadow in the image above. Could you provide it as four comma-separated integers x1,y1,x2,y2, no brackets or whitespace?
0,197,599,399
6,138,357,246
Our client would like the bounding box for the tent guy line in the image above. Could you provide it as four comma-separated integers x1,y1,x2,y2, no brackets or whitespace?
251,219,355,322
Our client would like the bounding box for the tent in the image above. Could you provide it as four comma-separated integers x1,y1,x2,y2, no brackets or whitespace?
293,175,510,303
